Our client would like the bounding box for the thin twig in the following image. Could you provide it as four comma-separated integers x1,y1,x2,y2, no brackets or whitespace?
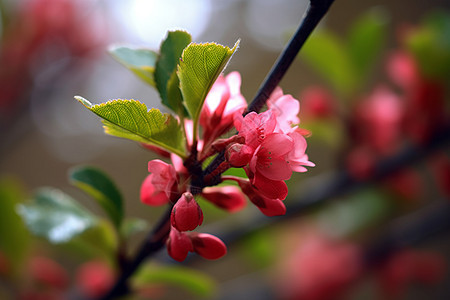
248,0,335,113
203,0,335,182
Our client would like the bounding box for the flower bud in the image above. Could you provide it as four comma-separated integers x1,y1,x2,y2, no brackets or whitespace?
189,232,227,260
166,227,193,262
226,143,253,167
171,192,203,231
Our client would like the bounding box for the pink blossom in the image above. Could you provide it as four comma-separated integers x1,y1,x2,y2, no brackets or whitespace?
267,87,300,133
277,232,362,300
299,86,336,119
249,132,314,183
355,86,403,154
171,192,203,231
201,185,247,213
250,133,294,181
234,110,277,150
140,160,178,206
286,131,315,172
200,72,247,147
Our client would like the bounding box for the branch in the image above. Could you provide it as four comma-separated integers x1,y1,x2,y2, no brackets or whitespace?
98,1,336,298
248,0,335,113
203,124,450,249
98,206,172,300
204,0,335,182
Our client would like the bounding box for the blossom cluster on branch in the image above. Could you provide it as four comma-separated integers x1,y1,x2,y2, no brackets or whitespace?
139,72,314,261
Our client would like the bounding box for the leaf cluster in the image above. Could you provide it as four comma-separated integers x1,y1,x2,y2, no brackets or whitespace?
78,31,239,158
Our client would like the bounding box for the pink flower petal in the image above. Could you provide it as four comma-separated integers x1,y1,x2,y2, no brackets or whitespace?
189,233,227,260
140,174,170,206
255,156,292,181
251,172,289,200
202,186,247,213
256,198,286,217
167,227,193,262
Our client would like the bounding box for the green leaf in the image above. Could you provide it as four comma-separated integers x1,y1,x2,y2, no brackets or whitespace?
167,71,189,117
76,97,187,158
347,8,389,79
0,177,30,272
109,45,159,87
301,30,356,96
178,40,240,139
17,187,97,244
133,265,216,298
155,30,192,114
69,166,123,229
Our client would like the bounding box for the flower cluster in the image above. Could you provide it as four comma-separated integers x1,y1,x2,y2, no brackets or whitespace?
140,72,313,261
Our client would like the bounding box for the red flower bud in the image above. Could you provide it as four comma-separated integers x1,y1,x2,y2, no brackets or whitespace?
189,232,227,260
171,193,203,231
166,227,193,262
226,143,253,167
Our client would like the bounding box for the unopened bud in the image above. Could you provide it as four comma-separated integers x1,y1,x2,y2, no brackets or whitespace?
226,143,253,167
171,192,204,231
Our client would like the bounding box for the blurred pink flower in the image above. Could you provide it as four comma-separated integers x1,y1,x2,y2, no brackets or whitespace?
277,232,362,300
76,261,115,299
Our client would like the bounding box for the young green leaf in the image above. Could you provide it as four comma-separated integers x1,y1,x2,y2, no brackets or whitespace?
109,45,159,87
178,40,240,140
155,30,192,114
347,8,389,79
17,187,97,244
75,97,187,158
301,30,356,96
133,265,217,298
69,166,123,229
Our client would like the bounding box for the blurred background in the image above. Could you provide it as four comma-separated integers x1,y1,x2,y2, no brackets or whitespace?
1,0,450,299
